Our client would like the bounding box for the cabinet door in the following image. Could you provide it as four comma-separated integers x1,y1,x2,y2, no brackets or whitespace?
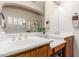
65,38,70,57
8,44,49,57
17,52,31,57
30,49,37,57
65,36,74,57
42,46,48,57
54,43,65,53
48,48,53,57
69,36,74,57
36,46,48,57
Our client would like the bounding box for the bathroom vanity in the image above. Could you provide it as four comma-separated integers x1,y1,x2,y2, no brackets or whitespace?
7,33,74,57
0,32,74,57
0,35,51,57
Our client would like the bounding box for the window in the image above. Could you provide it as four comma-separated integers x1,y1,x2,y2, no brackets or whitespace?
14,17,17,24
18,18,22,25
8,16,13,24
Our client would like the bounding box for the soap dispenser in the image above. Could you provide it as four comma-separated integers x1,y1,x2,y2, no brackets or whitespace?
72,13,79,27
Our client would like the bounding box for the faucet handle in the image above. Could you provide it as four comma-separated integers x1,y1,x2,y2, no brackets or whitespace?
24,34,27,39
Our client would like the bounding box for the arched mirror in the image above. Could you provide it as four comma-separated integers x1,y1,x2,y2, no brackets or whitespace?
2,3,44,33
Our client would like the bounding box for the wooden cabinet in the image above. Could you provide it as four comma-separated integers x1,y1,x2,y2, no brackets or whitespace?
64,36,74,57
17,52,30,57
36,45,48,57
48,48,53,57
7,36,74,57
48,36,74,57
48,43,66,57
30,45,49,57
8,44,49,57
30,49,37,57
54,43,65,53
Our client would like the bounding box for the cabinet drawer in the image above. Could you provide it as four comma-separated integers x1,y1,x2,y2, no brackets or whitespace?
54,43,65,53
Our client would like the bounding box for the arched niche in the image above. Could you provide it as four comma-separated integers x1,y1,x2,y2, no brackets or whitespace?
2,2,43,16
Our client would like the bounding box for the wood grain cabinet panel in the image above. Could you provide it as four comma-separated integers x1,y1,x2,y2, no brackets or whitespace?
64,38,70,57
36,45,48,57
30,49,37,57
69,36,74,57
64,36,74,57
54,43,65,53
17,52,31,57
48,48,53,57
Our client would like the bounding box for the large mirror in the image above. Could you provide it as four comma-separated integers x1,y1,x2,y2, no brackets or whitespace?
1,2,45,33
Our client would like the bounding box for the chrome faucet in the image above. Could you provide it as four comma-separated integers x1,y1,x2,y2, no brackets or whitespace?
24,33,27,39
0,11,6,28
0,13,5,19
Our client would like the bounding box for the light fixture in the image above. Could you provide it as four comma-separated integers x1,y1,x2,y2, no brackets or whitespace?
32,1,36,3
53,1,61,6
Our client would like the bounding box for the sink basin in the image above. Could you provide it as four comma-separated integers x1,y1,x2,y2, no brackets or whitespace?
9,36,48,46
10,39,35,46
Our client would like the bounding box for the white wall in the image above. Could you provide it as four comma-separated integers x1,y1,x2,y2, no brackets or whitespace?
45,1,59,33
46,1,79,56
59,1,79,56
58,1,73,32
62,1,79,56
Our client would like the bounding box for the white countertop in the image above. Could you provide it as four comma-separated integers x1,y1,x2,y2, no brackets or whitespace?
46,32,73,49
0,36,51,57
47,32,74,39
49,39,66,49
0,35,66,57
